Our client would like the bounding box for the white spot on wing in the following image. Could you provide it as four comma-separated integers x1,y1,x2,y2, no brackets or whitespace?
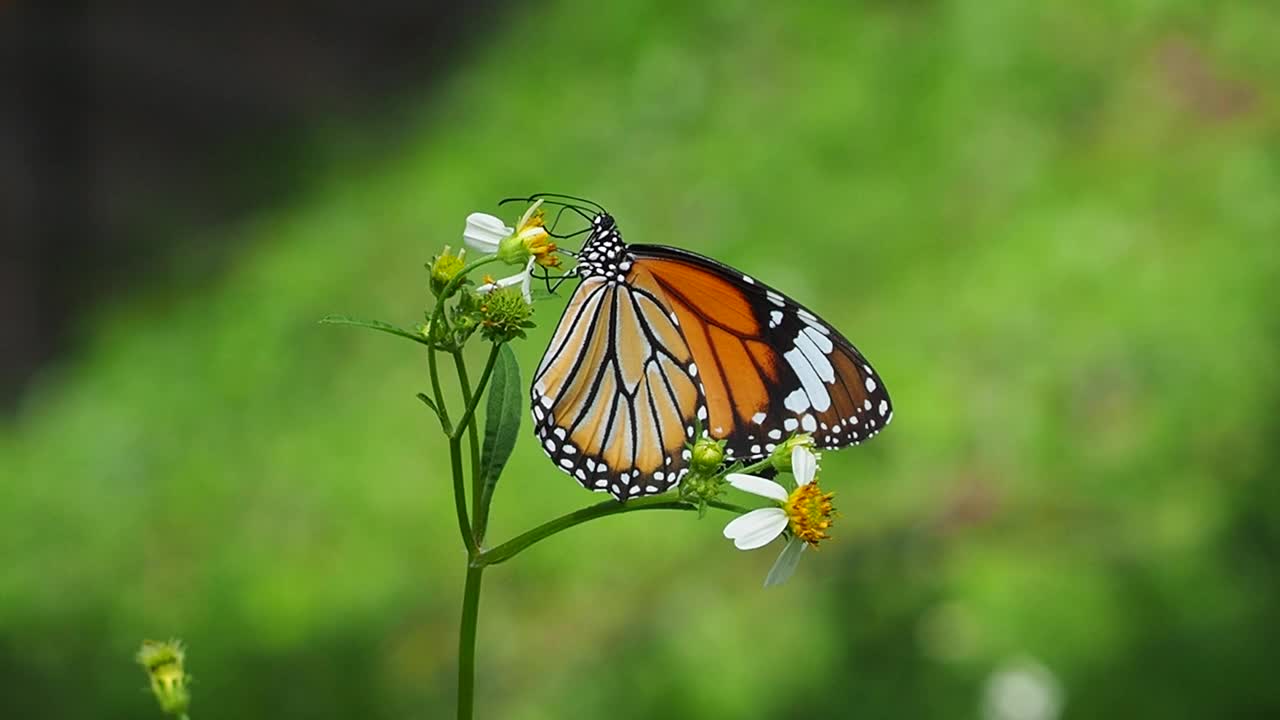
803,326,833,353
751,412,767,424
794,330,835,383
865,377,877,392
879,399,889,416
784,348,832,412
801,414,817,432
784,388,810,413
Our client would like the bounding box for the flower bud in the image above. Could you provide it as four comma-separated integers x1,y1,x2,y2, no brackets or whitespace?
479,286,535,343
690,435,726,475
136,639,191,717
770,433,816,473
430,246,467,297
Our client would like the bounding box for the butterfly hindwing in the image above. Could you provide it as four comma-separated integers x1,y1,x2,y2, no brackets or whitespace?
531,276,706,501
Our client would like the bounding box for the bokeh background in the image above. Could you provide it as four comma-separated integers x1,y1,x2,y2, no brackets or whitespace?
4,1,1279,718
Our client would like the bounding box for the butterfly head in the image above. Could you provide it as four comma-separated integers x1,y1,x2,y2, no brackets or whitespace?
575,213,632,281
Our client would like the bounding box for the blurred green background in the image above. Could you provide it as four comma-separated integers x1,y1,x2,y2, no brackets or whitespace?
4,1,1280,718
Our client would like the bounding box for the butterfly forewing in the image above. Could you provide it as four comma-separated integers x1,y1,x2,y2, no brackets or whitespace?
627,245,893,461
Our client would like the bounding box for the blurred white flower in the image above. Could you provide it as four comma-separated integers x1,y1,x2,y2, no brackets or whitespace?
982,657,1064,720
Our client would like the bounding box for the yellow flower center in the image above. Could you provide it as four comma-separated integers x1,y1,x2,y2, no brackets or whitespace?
517,212,561,268
784,480,835,546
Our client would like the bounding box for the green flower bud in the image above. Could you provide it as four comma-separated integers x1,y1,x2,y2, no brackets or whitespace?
770,433,816,473
136,639,191,717
677,470,725,516
690,435,726,475
479,287,535,343
430,246,467,297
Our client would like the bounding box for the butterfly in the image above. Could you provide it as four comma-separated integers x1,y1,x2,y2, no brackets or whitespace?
523,194,892,502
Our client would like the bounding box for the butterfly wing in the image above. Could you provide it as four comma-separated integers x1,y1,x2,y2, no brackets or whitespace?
626,244,892,461
532,275,707,501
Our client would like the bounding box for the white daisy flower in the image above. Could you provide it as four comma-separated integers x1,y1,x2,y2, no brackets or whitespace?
721,446,833,586
462,200,560,269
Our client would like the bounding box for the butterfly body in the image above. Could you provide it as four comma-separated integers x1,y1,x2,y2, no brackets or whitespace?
532,211,891,502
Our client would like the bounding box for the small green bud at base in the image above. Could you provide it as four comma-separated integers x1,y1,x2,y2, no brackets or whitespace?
690,436,726,475
770,433,816,473
136,639,191,717
678,471,725,507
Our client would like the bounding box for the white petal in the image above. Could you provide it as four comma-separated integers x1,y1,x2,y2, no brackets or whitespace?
723,508,788,550
518,257,534,303
792,447,817,486
764,536,807,587
475,273,523,294
463,212,511,252
725,473,789,502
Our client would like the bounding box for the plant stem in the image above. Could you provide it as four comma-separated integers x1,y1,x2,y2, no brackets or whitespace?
454,345,502,545
425,255,502,435
476,496,747,566
456,564,484,720
450,435,479,557
450,350,482,543
452,345,501,442
427,340,453,435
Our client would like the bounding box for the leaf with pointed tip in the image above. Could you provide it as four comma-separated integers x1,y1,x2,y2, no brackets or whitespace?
319,315,430,346
416,392,441,420
476,344,522,534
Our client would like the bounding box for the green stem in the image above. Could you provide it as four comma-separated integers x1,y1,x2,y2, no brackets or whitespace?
450,435,479,557
426,255,502,435
428,340,453,435
454,345,502,545
452,345,501,442
456,564,484,720
450,350,481,538
476,496,747,566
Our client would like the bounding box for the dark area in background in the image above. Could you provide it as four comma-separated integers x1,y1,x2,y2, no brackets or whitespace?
0,1,499,405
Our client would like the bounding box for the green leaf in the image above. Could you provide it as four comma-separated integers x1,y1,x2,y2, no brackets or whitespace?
415,392,441,419
477,344,522,516
318,315,430,346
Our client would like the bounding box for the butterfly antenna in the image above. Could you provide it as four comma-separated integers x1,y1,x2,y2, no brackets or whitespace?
527,192,606,214
547,204,596,236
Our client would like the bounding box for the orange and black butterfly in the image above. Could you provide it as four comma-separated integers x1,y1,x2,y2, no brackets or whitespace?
524,194,892,502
